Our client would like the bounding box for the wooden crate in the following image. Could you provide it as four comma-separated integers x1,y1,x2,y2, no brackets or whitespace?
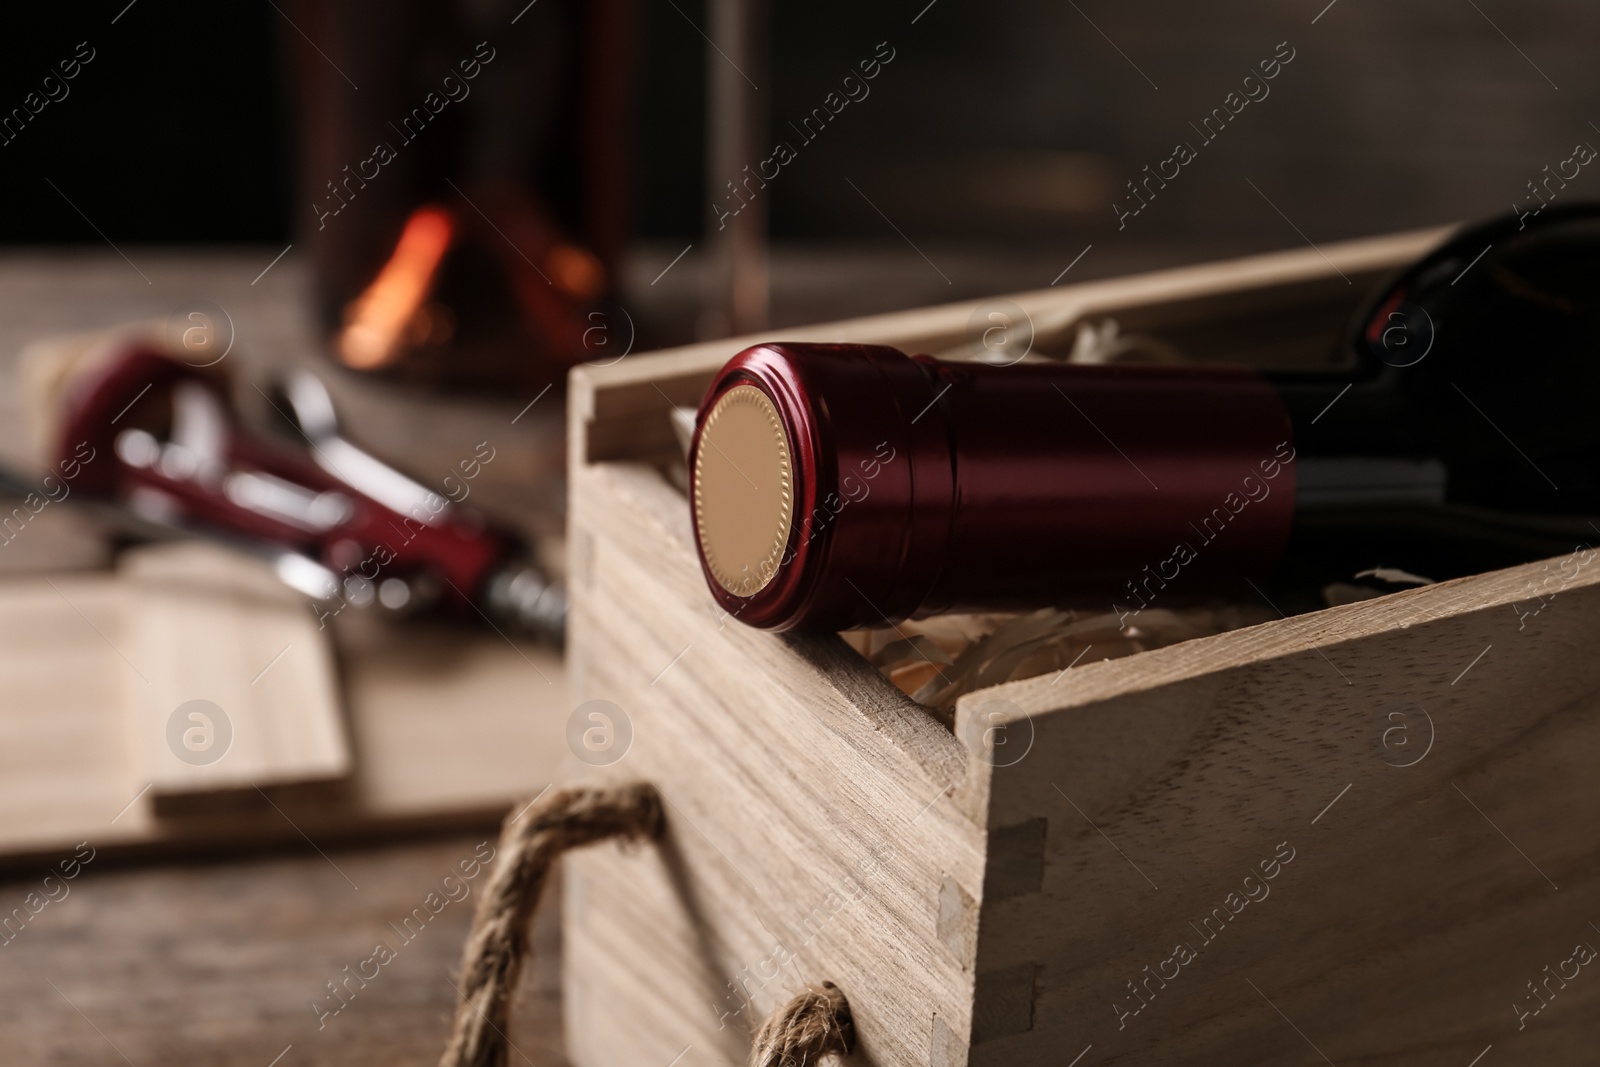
561,229,1600,1066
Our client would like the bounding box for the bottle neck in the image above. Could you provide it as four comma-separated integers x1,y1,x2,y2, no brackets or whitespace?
1266,365,1416,455
1293,456,1447,510
1265,365,1457,511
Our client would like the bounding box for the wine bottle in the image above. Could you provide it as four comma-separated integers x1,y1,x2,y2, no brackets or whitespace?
1271,201,1600,607
688,204,1600,631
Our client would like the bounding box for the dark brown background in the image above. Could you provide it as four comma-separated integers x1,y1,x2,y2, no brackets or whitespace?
2,0,1595,284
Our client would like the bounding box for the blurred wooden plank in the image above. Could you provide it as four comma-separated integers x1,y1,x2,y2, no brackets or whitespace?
0,543,568,869
0,575,140,853
120,542,350,801
0,501,112,574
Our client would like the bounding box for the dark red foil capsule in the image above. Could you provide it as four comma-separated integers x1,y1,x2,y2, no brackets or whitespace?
689,342,1297,631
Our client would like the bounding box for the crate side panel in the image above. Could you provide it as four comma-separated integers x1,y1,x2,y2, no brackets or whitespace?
565,461,984,1067
966,558,1600,1066
567,228,1443,468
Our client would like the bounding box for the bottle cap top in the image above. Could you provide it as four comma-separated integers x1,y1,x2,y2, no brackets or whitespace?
692,383,793,597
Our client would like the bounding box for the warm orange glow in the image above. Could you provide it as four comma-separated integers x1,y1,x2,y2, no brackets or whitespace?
546,243,606,300
337,206,455,369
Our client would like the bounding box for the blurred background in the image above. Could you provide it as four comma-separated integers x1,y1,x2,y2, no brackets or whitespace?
3,0,1596,349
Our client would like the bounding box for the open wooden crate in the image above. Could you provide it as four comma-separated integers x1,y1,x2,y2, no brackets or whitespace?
561,229,1600,1066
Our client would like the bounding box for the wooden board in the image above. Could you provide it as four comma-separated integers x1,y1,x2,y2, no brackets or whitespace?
0,544,570,869
121,542,350,802
964,553,1600,1066
564,460,976,1067
0,246,576,869
562,228,1600,1066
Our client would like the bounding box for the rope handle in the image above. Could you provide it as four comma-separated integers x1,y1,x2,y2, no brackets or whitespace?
438,783,855,1067
750,980,854,1067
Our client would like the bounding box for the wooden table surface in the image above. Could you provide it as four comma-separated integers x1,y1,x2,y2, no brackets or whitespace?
0,250,569,1066
0,834,567,1066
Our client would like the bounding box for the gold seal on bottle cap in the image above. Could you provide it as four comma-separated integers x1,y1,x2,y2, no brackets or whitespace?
693,384,793,597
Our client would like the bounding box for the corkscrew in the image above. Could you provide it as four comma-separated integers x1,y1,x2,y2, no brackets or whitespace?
46,338,566,639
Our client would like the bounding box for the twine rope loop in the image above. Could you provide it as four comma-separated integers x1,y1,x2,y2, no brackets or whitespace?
439,783,854,1067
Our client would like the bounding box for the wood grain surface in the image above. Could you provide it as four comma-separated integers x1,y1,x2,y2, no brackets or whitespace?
0,552,568,865
565,461,979,1067
122,542,351,801
966,553,1600,1066
0,834,566,1067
